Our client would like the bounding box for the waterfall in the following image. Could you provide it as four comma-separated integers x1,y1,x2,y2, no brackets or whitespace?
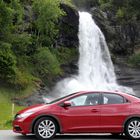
46,12,133,100
78,12,117,90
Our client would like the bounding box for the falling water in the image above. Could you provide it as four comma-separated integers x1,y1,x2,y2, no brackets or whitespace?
46,12,133,100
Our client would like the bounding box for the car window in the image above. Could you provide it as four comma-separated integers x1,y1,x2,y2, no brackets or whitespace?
69,93,100,106
103,93,124,104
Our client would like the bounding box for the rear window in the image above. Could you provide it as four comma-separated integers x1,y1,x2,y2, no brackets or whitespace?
103,93,124,104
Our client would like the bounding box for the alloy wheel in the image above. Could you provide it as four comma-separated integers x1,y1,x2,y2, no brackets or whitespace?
125,118,140,140
128,120,140,139
34,117,57,140
38,120,55,138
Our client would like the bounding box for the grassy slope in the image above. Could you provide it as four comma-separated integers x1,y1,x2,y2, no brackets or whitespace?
0,84,35,130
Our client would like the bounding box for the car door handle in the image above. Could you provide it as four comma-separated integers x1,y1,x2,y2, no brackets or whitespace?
91,109,99,113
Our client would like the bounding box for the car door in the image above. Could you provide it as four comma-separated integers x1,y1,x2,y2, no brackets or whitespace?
100,93,131,132
60,93,101,133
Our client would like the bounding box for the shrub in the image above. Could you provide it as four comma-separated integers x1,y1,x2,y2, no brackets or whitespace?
12,33,33,56
0,42,16,81
116,8,125,19
52,47,78,64
128,53,140,67
34,47,62,79
13,70,31,90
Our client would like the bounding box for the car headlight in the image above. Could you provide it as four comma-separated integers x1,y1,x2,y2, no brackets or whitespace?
16,112,34,119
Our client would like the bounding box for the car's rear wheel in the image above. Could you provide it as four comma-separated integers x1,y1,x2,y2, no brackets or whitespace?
34,117,57,140
125,118,140,140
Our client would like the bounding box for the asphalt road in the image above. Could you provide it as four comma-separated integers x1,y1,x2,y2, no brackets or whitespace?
0,131,127,140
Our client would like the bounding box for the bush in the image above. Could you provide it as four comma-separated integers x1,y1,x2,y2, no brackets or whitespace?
0,42,17,81
12,33,33,56
52,47,78,64
13,70,31,90
34,47,62,80
0,1,14,41
128,53,140,67
116,8,125,19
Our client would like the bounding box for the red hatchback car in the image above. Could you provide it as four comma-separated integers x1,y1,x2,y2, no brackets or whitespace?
13,91,140,140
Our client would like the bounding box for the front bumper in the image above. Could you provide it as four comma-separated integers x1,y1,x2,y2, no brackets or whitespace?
13,118,32,135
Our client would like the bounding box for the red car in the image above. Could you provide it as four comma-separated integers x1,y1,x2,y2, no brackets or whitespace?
13,91,140,140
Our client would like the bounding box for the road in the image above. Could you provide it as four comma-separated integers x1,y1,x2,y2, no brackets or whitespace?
0,131,127,140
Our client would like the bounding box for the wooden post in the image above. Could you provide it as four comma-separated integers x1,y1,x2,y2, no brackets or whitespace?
12,103,15,118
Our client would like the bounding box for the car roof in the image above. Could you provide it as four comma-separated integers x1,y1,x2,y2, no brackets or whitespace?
77,91,140,103
53,90,139,104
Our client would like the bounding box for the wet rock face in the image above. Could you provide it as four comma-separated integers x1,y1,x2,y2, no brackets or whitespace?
115,64,140,96
90,8,140,56
56,4,79,48
111,23,139,55
90,8,115,43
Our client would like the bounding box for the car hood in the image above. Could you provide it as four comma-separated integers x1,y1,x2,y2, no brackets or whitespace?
17,104,49,114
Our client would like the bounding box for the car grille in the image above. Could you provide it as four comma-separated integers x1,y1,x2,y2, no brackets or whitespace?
14,126,22,132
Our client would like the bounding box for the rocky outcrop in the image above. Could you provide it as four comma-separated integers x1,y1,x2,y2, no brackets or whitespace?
90,8,115,43
12,87,49,106
115,62,140,96
90,8,140,56
56,4,79,48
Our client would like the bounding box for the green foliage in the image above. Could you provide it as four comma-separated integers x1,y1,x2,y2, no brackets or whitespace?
52,47,78,64
9,0,23,24
34,47,62,82
72,0,99,8
99,1,112,11
116,8,125,19
0,1,14,41
128,53,140,67
0,0,77,89
32,0,64,46
0,42,16,81
13,70,32,89
99,0,140,22
12,33,33,55
99,0,110,5
62,0,75,8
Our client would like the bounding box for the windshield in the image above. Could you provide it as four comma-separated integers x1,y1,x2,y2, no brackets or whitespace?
47,92,78,104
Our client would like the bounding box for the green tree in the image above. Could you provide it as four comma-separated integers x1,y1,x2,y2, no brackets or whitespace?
34,47,62,84
0,1,14,42
0,42,16,81
33,0,64,47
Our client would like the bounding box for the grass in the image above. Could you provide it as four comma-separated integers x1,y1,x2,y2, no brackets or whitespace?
0,84,35,130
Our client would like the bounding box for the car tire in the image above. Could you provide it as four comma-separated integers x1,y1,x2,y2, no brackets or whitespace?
34,117,57,140
125,118,140,140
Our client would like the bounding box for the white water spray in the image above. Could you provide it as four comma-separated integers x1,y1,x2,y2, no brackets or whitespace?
46,12,133,100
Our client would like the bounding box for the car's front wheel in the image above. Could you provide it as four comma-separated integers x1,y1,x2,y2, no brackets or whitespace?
34,117,57,140
125,118,140,140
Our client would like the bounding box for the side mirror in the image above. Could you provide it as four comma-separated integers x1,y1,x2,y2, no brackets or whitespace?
63,101,71,107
